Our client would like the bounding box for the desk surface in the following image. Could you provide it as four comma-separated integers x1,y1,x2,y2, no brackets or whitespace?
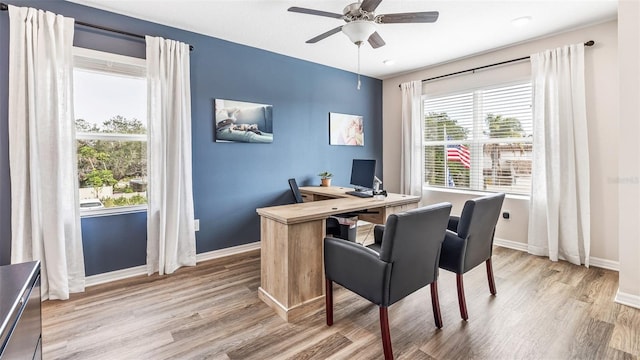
256,186,420,225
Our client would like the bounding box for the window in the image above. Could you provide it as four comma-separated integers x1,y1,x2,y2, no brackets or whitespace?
73,48,147,213
423,82,532,195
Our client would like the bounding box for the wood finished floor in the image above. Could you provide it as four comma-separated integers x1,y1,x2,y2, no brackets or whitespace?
42,236,640,359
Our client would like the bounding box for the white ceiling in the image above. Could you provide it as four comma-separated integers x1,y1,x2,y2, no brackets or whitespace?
66,0,617,79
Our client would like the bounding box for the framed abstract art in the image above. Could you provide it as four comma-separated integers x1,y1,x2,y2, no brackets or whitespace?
329,112,363,146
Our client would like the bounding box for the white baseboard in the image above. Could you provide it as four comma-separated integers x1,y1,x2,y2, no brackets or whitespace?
195,241,260,262
494,237,528,252
85,241,261,287
615,290,640,309
589,257,619,271
85,265,147,287
493,237,619,271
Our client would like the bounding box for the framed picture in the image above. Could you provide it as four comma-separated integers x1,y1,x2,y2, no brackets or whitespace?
214,99,273,143
329,112,364,146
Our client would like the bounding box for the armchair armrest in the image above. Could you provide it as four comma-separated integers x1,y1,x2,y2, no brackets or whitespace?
324,237,391,306
439,230,467,274
373,225,385,245
448,216,460,232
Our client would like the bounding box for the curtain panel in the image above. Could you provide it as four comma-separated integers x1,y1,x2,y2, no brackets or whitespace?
400,81,424,197
8,5,85,300
146,36,196,275
528,43,591,266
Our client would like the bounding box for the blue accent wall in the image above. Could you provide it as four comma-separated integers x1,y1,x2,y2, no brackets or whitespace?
81,212,147,276
0,0,383,271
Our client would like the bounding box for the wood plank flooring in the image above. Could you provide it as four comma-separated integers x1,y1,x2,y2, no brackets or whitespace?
42,238,640,359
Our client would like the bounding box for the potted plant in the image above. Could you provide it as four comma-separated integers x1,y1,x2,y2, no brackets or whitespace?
318,171,333,187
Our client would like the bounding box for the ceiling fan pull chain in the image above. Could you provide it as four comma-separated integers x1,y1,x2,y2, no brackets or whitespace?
357,43,362,90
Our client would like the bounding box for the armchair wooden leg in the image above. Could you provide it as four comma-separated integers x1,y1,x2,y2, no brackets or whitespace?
430,280,443,328
486,258,497,295
456,274,469,321
325,279,333,326
379,306,394,360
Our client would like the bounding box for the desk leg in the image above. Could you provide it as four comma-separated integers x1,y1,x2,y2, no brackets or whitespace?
258,217,327,322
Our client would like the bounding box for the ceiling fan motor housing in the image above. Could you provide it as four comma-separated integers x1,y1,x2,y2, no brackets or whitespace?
343,2,375,21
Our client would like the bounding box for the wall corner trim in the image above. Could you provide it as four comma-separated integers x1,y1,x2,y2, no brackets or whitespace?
85,241,261,287
614,290,640,310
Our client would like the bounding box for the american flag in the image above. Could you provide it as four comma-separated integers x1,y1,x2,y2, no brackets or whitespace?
447,144,471,168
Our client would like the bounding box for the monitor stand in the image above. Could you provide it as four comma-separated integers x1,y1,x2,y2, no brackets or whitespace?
354,187,372,194
346,188,373,198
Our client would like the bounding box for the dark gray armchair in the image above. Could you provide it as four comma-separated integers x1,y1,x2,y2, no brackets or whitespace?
439,193,505,321
324,203,452,360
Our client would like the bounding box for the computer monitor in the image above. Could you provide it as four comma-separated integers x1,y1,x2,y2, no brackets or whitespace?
350,159,376,191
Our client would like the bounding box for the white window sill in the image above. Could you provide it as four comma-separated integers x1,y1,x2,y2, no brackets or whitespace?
423,186,530,201
80,205,147,218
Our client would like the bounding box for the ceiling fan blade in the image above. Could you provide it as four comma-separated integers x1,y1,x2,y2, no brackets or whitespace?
360,0,383,13
306,26,343,44
368,31,386,49
379,11,439,23
288,7,343,19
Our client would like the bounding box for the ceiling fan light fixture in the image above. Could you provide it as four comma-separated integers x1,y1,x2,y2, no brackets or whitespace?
342,20,377,44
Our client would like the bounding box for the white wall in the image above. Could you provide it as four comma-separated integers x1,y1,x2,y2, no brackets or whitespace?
616,0,640,308
382,20,619,264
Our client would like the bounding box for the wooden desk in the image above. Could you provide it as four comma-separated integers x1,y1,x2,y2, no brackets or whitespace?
256,186,420,322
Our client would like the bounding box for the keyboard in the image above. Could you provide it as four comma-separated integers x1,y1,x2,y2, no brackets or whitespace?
346,190,373,198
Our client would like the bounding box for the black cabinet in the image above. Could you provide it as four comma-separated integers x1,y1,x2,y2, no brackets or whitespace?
0,261,42,359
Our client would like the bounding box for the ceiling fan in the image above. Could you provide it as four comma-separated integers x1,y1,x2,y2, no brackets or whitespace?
288,0,438,89
288,0,439,48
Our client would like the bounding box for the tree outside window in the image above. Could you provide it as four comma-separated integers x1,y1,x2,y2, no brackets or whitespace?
76,116,147,208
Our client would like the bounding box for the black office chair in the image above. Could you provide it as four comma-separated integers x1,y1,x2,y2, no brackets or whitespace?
324,203,452,360
288,178,349,240
288,178,304,203
439,193,505,321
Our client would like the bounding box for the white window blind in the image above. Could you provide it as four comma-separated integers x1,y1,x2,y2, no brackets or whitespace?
423,82,532,195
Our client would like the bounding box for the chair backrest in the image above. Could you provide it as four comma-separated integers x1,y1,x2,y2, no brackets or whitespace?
378,202,452,306
288,178,304,204
457,193,505,272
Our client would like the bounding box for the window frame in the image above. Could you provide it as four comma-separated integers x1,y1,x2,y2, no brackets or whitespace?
73,47,148,217
422,80,533,196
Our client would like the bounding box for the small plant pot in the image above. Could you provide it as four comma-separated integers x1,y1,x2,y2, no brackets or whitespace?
321,178,331,187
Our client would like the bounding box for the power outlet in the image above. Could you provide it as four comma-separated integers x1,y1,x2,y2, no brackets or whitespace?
194,219,200,231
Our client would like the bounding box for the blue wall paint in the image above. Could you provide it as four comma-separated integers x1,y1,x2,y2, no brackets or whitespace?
81,211,147,276
0,0,383,270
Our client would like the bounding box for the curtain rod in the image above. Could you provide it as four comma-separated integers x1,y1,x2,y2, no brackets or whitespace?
399,40,595,88
0,2,194,51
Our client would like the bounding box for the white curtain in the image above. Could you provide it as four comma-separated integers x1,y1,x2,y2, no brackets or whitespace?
400,81,424,197
146,36,196,275
8,5,85,300
528,44,591,266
